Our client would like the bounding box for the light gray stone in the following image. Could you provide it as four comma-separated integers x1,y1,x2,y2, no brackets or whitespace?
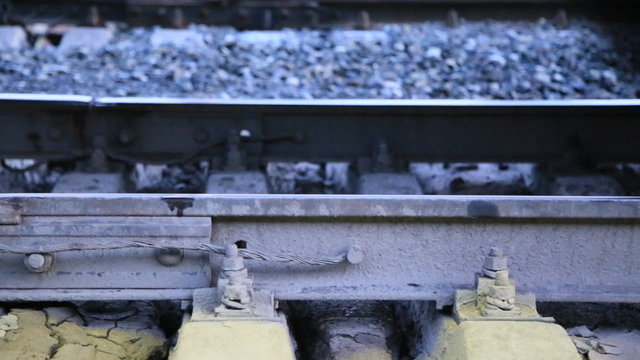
58,27,113,52
313,318,394,360
134,164,168,191
590,328,640,360
52,172,124,193
295,301,397,360
566,325,596,338
358,173,422,195
325,162,350,193
426,46,443,60
44,307,84,327
410,162,535,195
236,30,299,46
549,175,624,196
150,28,205,48
330,30,389,46
206,172,268,194
0,26,27,50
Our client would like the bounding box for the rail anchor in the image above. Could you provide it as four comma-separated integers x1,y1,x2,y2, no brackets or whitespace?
168,244,296,360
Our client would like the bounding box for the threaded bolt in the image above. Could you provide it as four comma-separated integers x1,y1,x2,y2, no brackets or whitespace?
489,247,503,257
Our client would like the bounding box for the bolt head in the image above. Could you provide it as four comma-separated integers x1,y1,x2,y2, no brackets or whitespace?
347,245,364,264
26,254,45,269
24,253,53,273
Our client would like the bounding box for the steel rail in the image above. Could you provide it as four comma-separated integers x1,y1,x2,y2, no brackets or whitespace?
7,0,634,29
1,95,639,165
1,194,639,305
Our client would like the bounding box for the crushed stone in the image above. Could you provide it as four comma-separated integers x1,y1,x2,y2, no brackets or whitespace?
1,20,637,99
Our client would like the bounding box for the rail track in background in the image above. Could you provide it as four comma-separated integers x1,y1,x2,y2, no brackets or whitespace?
3,0,636,29
1,94,639,166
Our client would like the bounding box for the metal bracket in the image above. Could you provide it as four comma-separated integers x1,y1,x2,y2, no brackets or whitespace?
453,247,554,323
191,244,277,321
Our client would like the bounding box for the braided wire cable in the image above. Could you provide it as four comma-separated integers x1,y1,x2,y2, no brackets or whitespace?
0,240,359,266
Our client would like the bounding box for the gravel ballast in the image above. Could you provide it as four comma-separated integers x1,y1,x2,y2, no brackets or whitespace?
1,20,637,99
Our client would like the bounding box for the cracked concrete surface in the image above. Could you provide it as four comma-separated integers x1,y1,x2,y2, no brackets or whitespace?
0,304,166,360
313,317,395,360
290,301,398,360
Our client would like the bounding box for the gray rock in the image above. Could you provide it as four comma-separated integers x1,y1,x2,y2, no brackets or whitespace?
236,30,299,47
266,162,331,194
601,69,618,88
58,27,113,52
548,175,625,196
566,325,596,338
358,173,422,195
291,302,397,360
534,72,552,85
206,172,268,194
410,162,534,195
330,30,389,46
425,46,442,60
552,73,566,83
487,53,507,67
150,28,205,48
0,26,28,50
325,162,350,193
44,307,84,327
52,172,124,193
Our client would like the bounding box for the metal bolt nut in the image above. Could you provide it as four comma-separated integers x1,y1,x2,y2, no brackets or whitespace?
217,244,253,311
494,270,510,286
483,247,508,270
221,244,245,271
489,247,504,257
482,247,508,278
346,245,364,264
483,255,508,271
24,253,54,273
222,256,245,272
